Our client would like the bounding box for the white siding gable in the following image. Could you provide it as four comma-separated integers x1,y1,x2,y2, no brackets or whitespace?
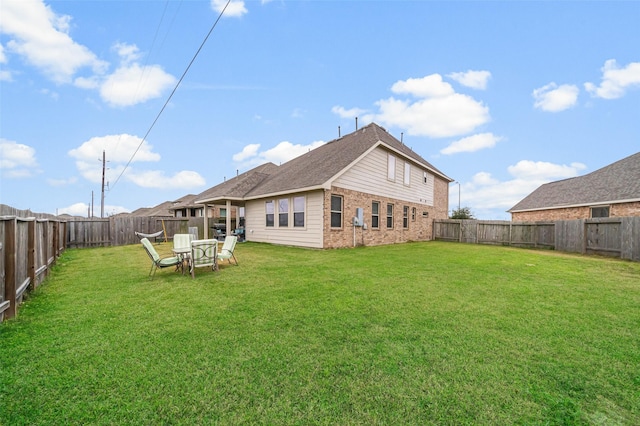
333,147,435,206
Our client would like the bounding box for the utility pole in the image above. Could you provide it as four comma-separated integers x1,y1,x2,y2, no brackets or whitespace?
101,150,106,218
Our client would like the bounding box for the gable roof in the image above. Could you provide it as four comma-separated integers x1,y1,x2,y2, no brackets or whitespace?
509,151,640,213
244,122,451,199
195,122,451,204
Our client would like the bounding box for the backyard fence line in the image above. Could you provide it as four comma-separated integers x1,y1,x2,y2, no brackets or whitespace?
433,217,640,262
1,216,66,322
65,216,204,248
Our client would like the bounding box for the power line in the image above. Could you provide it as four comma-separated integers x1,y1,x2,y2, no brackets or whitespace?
109,0,230,193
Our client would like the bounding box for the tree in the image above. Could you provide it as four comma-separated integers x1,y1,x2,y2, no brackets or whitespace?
450,207,475,219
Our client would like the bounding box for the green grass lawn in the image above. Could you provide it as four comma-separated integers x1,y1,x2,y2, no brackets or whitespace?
1,241,639,425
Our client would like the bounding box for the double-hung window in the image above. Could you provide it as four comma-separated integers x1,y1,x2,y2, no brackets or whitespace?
293,196,305,227
371,201,380,229
279,198,289,227
265,201,274,227
386,203,394,228
331,195,343,228
403,206,409,228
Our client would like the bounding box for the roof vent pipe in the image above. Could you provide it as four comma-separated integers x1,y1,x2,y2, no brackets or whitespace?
338,126,341,138
401,132,404,144
355,117,358,131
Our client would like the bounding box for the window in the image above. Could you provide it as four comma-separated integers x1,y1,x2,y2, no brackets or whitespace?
403,206,409,228
220,208,227,218
591,206,610,218
404,162,411,186
371,201,380,229
331,195,343,228
265,201,274,227
386,203,394,228
387,154,396,181
412,207,416,222
293,196,305,227
279,198,289,227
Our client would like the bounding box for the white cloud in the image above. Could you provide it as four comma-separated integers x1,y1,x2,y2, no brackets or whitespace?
126,170,206,189
585,59,640,99
391,74,455,98
507,160,586,180
0,138,39,178
68,134,160,183
99,62,176,107
336,73,490,138
98,44,177,107
112,42,142,65
1,2,175,107
331,105,368,119
440,133,502,155
234,140,325,169
67,133,205,189
232,144,260,162
533,83,579,112
211,0,248,17
448,70,491,90
69,134,160,163
452,160,587,218
1,0,107,84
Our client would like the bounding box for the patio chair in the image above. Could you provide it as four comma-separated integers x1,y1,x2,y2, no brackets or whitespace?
140,237,181,280
217,235,238,266
190,239,218,278
173,233,194,274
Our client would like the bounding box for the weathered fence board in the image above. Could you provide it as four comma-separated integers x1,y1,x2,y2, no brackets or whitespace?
1,216,66,322
434,217,640,262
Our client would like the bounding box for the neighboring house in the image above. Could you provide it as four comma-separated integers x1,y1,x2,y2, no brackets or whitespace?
129,201,174,217
195,122,453,249
509,151,640,221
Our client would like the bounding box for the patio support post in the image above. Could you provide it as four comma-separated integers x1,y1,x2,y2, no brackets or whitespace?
226,200,232,237
203,204,209,239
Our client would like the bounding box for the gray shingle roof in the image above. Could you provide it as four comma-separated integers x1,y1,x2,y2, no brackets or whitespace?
509,151,640,212
195,162,280,203
195,122,451,203
244,122,451,198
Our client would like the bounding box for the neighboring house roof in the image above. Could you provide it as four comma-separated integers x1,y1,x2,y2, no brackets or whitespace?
167,194,199,212
129,200,174,217
509,151,640,213
196,122,452,204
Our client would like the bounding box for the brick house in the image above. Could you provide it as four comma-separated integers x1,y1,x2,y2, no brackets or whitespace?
195,122,453,249
509,151,640,221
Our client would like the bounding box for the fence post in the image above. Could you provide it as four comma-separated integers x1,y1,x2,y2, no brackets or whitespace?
4,217,17,319
28,219,36,291
52,220,59,265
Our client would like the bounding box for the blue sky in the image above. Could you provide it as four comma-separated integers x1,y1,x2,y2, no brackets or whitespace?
1,0,639,219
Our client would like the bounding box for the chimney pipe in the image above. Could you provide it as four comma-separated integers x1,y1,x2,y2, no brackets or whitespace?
338,126,341,138
355,117,358,131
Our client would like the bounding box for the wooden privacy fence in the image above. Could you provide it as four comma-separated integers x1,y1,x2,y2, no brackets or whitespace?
433,217,640,262
1,216,66,322
66,216,203,248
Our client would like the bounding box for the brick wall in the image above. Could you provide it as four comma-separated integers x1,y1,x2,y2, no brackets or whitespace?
511,201,640,221
322,177,450,249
